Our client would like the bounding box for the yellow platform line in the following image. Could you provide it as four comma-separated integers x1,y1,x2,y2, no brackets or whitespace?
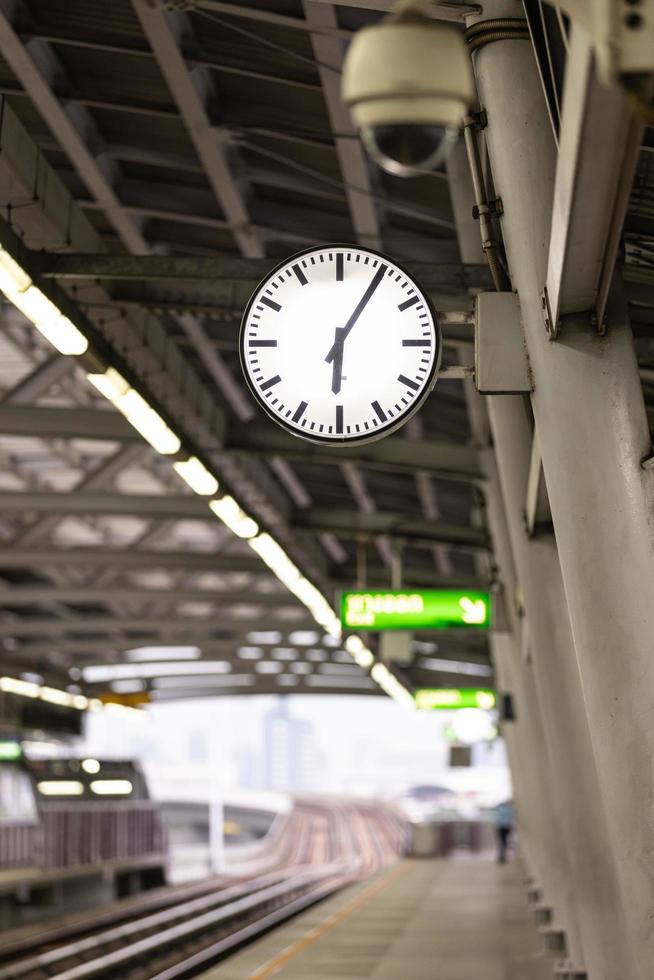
248,863,408,979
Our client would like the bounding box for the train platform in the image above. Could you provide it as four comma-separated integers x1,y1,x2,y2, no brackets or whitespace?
202,856,552,980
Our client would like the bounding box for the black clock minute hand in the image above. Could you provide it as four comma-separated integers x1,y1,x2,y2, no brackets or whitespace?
325,263,388,366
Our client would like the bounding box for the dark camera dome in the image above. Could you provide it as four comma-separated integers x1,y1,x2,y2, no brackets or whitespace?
362,123,458,177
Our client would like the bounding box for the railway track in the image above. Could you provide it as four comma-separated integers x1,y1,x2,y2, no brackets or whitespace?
0,800,405,980
0,864,349,980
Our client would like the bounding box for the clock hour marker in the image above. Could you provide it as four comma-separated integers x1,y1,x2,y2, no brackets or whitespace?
402,339,431,347
398,373,420,391
249,339,277,348
261,296,281,312
260,374,281,391
335,405,343,434
371,400,387,423
292,400,308,423
292,264,308,286
336,253,344,281
398,295,420,312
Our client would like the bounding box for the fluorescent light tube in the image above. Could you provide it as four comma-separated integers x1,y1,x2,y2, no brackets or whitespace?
39,686,76,706
0,676,39,697
126,646,201,662
87,369,181,455
0,247,31,292
83,660,232,682
38,780,84,796
249,533,299,581
120,389,180,454
0,247,87,354
90,779,132,796
210,496,259,539
173,456,219,496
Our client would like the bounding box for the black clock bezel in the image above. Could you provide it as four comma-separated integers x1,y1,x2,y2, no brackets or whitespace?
239,243,442,448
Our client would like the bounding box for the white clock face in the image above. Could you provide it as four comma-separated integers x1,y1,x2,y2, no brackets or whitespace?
240,245,441,446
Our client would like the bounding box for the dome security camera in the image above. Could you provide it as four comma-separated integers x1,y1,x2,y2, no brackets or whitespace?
342,10,475,177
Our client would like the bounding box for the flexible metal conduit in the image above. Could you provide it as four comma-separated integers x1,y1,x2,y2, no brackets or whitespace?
461,18,530,291
461,117,509,291
465,18,530,53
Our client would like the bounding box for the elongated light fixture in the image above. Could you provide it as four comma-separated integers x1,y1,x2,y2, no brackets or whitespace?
87,368,180,455
0,247,88,355
173,456,219,495
210,495,259,538
37,780,84,796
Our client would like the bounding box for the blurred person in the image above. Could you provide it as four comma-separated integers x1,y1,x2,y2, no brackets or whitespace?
494,799,514,863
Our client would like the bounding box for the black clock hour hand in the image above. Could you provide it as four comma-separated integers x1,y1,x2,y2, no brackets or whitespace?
325,263,387,364
331,327,345,394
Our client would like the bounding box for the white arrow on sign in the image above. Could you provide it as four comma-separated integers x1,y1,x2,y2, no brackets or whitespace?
459,596,487,625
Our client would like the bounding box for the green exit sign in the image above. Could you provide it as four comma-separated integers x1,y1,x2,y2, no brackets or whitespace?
341,589,491,631
415,688,496,711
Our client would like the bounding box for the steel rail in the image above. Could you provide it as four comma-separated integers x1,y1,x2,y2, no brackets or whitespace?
53,866,348,980
0,869,298,980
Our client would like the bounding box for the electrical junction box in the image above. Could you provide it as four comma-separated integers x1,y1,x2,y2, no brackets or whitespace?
380,631,412,666
474,292,532,394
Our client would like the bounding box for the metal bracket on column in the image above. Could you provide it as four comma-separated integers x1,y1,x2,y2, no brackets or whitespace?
554,968,588,980
475,292,532,392
525,431,552,536
472,197,503,221
541,285,559,340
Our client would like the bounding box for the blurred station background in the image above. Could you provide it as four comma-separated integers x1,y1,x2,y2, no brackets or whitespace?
0,0,651,978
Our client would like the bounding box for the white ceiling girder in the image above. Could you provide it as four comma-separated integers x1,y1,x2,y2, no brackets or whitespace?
132,0,264,259
0,19,146,250
303,1,382,249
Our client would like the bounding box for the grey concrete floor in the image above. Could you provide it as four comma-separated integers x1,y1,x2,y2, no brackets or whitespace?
203,857,554,979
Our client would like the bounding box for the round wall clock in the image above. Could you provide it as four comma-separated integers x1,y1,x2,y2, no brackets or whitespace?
239,245,441,446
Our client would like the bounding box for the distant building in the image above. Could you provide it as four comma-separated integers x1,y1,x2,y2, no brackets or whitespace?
263,698,317,791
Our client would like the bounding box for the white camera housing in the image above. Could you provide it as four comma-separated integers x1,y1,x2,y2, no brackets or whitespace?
342,18,475,176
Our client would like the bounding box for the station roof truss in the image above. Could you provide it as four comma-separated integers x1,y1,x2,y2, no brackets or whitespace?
0,0,649,702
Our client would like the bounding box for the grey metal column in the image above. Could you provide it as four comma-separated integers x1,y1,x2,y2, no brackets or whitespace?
470,1,644,973
488,396,635,980
448,141,540,882
448,136,580,958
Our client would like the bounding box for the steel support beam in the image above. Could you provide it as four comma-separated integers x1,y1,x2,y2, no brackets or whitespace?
225,418,482,482
544,28,643,332
132,0,263,258
303,1,381,250
292,506,488,549
488,396,631,979
0,404,135,443
0,490,211,521
0,586,292,607
34,252,492,290
0,490,485,548
473,4,648,973
0,614,314,638
0,355,73,405
11,445,144,548
0,405,482,480
0,547,263,574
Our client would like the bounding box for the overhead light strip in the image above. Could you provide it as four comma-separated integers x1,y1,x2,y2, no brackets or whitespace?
0,247,88,355
0,229,413,703
0,675,138,714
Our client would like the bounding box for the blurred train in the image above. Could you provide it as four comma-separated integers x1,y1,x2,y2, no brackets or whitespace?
0,742,166,922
